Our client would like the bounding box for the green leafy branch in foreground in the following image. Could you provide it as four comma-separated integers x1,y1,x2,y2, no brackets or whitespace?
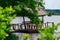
37,23,60,40
0,6,16,40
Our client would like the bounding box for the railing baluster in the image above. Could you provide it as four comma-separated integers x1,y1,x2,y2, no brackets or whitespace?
18,24,20,30
20,24,23,30
32,25,34,29
13,24,16,30
27,23,29,29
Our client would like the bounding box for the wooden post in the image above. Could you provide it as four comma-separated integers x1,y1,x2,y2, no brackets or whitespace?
13,24,16,30
45,23,47,28
42,15,44,23
52,22,54,28
29,34,34,40
19,33,24,40
20,24,23,30
41,15,44,29
52,22,54,26
47,22,48,27
23,16,26,30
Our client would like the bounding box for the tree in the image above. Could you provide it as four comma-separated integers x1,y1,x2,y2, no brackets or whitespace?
0,0,44,40
0,0,44,25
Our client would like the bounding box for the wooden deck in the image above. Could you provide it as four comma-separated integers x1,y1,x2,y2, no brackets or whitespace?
10,22,54,33
11,29,39,33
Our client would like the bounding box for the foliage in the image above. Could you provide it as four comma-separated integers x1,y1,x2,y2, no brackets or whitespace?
0,0,44,26
48,12,54,16
37,23,60,40
4,34,18,40
23,34,30,40
0,6,16,40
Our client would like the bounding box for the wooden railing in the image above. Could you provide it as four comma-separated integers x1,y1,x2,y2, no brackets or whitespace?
10,22,54,33
43,22,54,28
11,23,37,30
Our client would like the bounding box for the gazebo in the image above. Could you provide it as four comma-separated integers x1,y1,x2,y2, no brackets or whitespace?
11,8,54,33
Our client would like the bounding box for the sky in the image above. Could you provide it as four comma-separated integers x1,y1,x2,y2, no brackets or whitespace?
44,0,60,9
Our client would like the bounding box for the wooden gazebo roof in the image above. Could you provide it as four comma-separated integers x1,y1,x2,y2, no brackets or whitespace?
25,8,47,16
38,9,47,16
